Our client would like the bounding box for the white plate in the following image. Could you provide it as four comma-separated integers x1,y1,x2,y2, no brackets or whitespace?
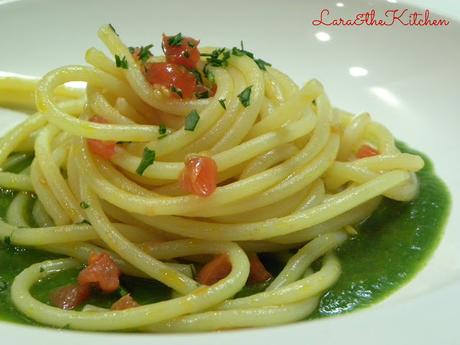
1,0,459,344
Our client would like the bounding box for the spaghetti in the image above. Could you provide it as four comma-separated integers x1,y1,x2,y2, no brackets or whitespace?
0,25,423,332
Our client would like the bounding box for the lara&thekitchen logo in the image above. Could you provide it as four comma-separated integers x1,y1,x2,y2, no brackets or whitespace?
312,8,450,27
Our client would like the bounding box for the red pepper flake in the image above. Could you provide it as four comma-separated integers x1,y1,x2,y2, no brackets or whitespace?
78,252,121,293
356,144,379,158
180,156,218,197
50,284,91,310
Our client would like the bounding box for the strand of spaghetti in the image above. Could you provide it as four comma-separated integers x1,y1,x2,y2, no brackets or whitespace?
338,112,371,160
87,85,136,124
218,253,340,310
267,231,347,291
31,200,54,227
247,79,322,139
210,56,264,153
240,143,300,179
272,197,380,244
132,171,408,241
267,67,300,100
35,125,85,222
0,172,33,191
143,298,319,332
5,192,31,228
11,241,249,330
85,47,125,80
30,159,71,225
36,65,158,141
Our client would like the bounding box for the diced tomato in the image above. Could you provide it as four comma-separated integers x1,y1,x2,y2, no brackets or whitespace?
78,252,121,293
87,116,116,160
87,139,116,160
50,284,91,310
111,294,139,310
145,62,198,99
162,34,201,70
356,144,379,159
247,254,272,284
180,156,218,197
196,254,232,285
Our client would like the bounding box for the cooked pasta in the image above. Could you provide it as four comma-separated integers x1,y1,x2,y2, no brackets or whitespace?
0,25,423,332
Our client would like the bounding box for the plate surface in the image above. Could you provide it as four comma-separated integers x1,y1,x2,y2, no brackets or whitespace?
0,0,459,344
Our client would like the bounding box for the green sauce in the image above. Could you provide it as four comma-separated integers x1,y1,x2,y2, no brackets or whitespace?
0,143,451,327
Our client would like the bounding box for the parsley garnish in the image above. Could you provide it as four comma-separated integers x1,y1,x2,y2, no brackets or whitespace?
187,41,196,48
117,285,129,297
190,69,203,84
138,44,154,63
196,89,209,99
184,110,200,131
158,124,169,139
238,86,253,107
115,55,128,69
203,65,215,86
80,201,90,209
136,148,156,176
202,48,231,67
77,219,91,225
116,141,133,144
171,86,183,98
254,58,271,71
0,281,8,293
219,99,227,110
168,33,183,46
4,236,11,246
108,24,118,36
39,267,45,273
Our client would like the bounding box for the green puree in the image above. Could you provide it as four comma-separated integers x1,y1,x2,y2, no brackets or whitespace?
0,143,451,327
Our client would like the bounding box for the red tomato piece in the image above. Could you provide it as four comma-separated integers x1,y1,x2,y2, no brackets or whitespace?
111,294,139,310
196,254,232,285
50,284,91,310
180,156,218,197
162,34,201,70
145,62,197,99
87,116,116,160
356,144,379,159
78,252,121,293
248,254,273,284
87,139,116,160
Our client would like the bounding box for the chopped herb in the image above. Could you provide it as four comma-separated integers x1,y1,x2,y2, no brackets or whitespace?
254,58,271,71
238,86,253,107
168,33,183,46
128,46,135,54
171,86,183,98
0,281,8,292
39,267,45,273
4,236,11,246
108,24,118,36
190,69,203,84
117,285,129,297
219,98,227,110
202,48,231,67
138,44,154,63
115,55,128,69
116,141,133,144
158,124,169,139
159,124,167,135
183,50,190,58
240,40,245,50
312,99,317,106
77,219,91,225
231,44,272,71
187,41,196,48
195,89,209,99
136,148,156,176
61,324,71,330
203,64,215,86
184,110,200,131
80,201,90,209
